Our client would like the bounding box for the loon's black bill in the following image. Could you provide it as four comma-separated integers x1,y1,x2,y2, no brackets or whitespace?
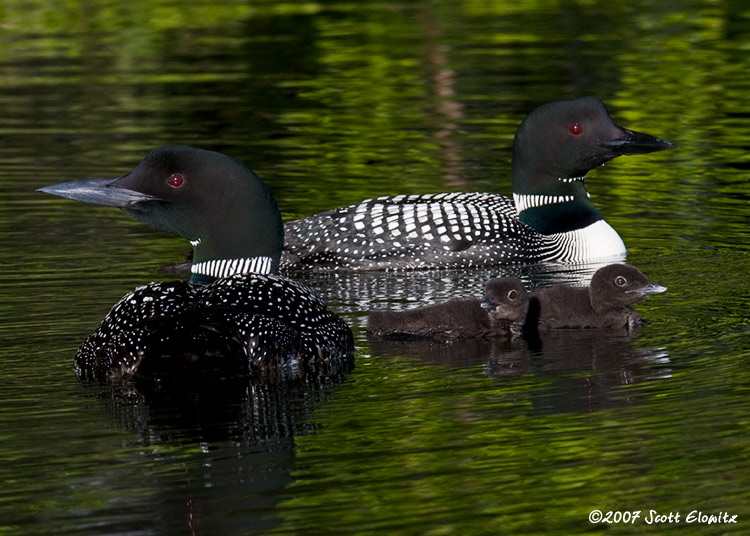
599,128,675,155
38,178,161,208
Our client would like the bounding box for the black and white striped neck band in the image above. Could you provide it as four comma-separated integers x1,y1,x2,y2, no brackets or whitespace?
191,256,274,279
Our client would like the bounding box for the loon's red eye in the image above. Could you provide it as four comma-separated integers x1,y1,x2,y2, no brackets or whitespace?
569,122,583,136
167,173,185,188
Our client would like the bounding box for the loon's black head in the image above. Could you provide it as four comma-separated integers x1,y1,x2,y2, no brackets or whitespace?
480,277,530,322
39,145,283,282
512,97,675,195
510,97,674,233
589,264,667,312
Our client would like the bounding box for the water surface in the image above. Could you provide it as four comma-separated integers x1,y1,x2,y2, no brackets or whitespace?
1,1,749,535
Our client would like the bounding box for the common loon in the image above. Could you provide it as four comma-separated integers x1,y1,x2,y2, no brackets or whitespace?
528,264,666,331
367,277,529,340
39,146,354,381
281,97,674,271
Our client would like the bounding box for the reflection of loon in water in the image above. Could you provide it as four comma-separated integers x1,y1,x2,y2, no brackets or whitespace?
291,261,614,319
91,371,347,534
370,333,670,414
363,263,669,415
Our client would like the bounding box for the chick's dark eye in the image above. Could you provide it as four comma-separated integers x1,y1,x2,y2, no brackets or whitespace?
615,276,627,287
507,289,518,300
569,122,583,136
167,173,185,188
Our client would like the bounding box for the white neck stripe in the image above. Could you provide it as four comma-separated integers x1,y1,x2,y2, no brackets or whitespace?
191,256,273,278
558,175,586,183
513,193,577,213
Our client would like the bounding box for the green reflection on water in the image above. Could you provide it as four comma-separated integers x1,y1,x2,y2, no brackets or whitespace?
0,0,749,535
276,341,750,535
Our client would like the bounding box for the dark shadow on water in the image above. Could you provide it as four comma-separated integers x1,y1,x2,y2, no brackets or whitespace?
81,371,351,535
369,330,669,414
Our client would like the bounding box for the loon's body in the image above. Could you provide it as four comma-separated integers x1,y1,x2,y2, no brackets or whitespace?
528,264,667,331
367,277,529,340
39,146,354,381
282,98,674,271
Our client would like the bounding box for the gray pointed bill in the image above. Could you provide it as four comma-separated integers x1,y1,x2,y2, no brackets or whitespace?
635,282,668,296
37,178,160,208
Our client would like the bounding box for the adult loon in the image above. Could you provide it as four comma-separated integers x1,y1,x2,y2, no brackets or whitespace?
281,97,674,271
528,264,666,331
39,146,354,381
367,277,529,340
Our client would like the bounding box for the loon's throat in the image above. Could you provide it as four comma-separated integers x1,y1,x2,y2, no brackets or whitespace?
191,256,274,280
514,192,603,235
513,174,589,211
513,192,590,213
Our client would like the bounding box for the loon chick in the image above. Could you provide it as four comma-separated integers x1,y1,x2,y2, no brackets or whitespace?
39,146,354,381
527,264,666,331
282,97,674,271
367,277,528,340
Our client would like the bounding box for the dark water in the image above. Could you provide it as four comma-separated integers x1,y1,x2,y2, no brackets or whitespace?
1,1,749,535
